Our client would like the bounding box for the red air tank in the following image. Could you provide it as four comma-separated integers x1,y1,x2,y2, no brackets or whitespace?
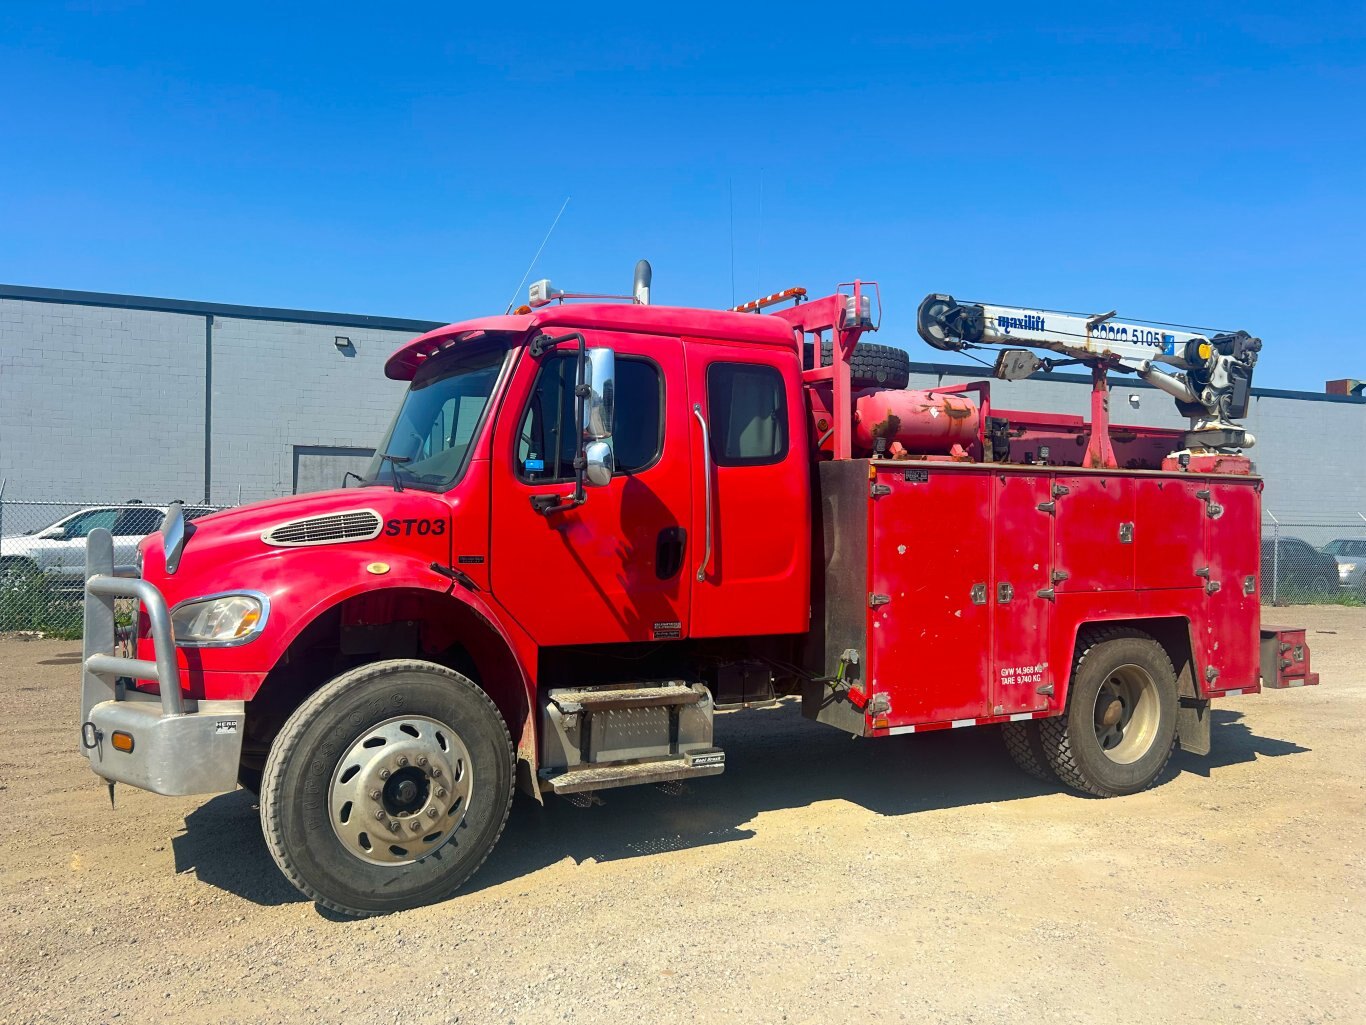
853,388,980,456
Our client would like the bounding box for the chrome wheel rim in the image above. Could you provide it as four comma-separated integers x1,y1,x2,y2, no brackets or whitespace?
1092,664,1160,765
328,714,473,866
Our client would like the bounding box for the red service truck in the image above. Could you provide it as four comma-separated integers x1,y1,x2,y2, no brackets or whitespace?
79,264,1318,916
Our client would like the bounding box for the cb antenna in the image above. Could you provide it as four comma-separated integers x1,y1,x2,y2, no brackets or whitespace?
505,196,570,314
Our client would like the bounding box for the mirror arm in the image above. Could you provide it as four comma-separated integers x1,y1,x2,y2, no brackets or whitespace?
527,331,591,515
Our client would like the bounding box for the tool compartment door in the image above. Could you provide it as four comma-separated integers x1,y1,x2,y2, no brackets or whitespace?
1134,478,1207,590
992,473,1052,714
1204,480,1262,691
869,468,992,725
1054,475,1135,592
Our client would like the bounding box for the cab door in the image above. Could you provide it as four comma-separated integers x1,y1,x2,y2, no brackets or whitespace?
683,338,809,638
489,332,693,647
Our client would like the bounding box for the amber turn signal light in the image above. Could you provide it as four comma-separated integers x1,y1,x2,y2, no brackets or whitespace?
111,731,135,753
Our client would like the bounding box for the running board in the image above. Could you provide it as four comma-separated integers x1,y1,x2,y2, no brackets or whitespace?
549,683,702,714
542,749,726,795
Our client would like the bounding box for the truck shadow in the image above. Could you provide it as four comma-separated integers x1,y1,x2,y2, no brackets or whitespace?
171,705,1309,910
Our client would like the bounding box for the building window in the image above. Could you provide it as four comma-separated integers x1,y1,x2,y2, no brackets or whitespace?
706,362,788,466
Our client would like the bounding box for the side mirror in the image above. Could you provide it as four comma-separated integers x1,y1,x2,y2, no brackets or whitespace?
583,347,615,440
583,440,615,487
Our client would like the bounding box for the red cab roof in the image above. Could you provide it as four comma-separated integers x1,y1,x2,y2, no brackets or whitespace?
385,303,796,380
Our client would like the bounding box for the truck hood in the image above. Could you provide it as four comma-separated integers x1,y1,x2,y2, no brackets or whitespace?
140,486,454,596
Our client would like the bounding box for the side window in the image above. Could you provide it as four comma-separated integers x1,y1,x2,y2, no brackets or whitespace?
112,508,165,536
706,362,788,466
516,353,663,482
61,509,119,539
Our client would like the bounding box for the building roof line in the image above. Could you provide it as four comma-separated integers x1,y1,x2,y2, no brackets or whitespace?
0,283,444,334
3,283,1358,406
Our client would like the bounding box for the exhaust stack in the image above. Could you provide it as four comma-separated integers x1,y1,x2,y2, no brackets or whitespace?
633,260,652,306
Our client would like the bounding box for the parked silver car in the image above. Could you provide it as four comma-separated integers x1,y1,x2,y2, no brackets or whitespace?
1321,538,1366,590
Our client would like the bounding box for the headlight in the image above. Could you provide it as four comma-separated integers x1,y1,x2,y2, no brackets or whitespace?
171,592,268,646
1339,563,1356,579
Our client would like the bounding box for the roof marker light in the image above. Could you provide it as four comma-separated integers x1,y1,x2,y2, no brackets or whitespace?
728,286,807,314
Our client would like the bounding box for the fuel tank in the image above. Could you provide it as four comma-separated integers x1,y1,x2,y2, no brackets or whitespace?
853,388,980,456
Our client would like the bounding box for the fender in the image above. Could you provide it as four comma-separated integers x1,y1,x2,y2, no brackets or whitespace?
264,550,539,713
239,550,544,800
1048,598,1213,712
165,546,541,761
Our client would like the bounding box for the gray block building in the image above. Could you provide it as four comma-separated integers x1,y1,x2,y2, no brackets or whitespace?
2,283,1363,527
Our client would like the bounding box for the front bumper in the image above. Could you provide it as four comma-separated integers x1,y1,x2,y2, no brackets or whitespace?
80,527,244,796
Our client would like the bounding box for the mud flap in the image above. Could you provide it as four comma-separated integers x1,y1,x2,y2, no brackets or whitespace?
1177,696,1211,756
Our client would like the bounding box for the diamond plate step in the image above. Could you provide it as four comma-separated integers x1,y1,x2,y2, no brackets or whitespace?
543,749,725,795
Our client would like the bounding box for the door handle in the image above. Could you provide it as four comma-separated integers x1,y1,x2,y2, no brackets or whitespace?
656,527,687,580
692,404,713,581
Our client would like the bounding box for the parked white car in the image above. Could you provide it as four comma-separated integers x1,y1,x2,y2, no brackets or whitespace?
1,504,214,587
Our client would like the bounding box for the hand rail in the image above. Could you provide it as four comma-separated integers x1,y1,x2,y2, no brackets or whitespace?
692,404,714,582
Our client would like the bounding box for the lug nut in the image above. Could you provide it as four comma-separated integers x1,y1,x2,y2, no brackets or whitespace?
369,789,381,801
417,756,428,766
431,768,442,779
379,769,391,780
427,807,439,819
374,810,385,821
410,820,422,832
436,788,446,799
397,756,409,767
389,821,400,832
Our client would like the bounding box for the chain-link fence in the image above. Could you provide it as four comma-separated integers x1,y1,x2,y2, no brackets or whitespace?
1263,515,1366,606
0,500,228,638
3,497,1362,636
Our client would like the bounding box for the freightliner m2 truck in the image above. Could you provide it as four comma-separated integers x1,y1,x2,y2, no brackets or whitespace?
79,264,1317,916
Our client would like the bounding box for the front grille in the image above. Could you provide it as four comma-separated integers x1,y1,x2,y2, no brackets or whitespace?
261,509,383,547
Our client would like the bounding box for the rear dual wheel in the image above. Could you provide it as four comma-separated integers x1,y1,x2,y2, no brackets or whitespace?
260,659,514,917
1005,627,1178,797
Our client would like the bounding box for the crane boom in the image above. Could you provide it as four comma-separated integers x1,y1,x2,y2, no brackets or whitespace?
917,294,1262,449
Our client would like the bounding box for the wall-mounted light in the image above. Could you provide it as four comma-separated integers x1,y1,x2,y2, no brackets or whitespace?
334,336,352,350
1128,394,1141,409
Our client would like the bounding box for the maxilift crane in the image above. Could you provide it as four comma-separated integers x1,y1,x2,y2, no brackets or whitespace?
916,295,1262,458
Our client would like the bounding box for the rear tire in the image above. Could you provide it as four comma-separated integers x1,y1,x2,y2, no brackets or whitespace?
260,659,514,917
1040,627,1178,798
1001,721,1057,782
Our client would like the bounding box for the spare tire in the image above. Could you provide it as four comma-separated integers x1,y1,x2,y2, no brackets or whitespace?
807,339,912,390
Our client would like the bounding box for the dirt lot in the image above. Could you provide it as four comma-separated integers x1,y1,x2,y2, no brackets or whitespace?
2,608,1363,1025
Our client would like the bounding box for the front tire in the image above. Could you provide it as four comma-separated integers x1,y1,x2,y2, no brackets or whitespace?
1040,627,1178,797
260,659,514,916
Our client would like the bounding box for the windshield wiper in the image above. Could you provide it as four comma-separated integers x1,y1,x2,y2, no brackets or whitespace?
379,453,412,492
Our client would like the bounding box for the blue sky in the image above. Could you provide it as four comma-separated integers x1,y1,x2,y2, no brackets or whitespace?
1,2,1362,390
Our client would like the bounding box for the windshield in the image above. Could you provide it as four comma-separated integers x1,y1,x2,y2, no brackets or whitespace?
1323,539,1366,556
366,339,511,490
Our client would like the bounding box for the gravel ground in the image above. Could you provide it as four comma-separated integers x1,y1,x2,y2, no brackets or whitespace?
1,607,1362,1025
